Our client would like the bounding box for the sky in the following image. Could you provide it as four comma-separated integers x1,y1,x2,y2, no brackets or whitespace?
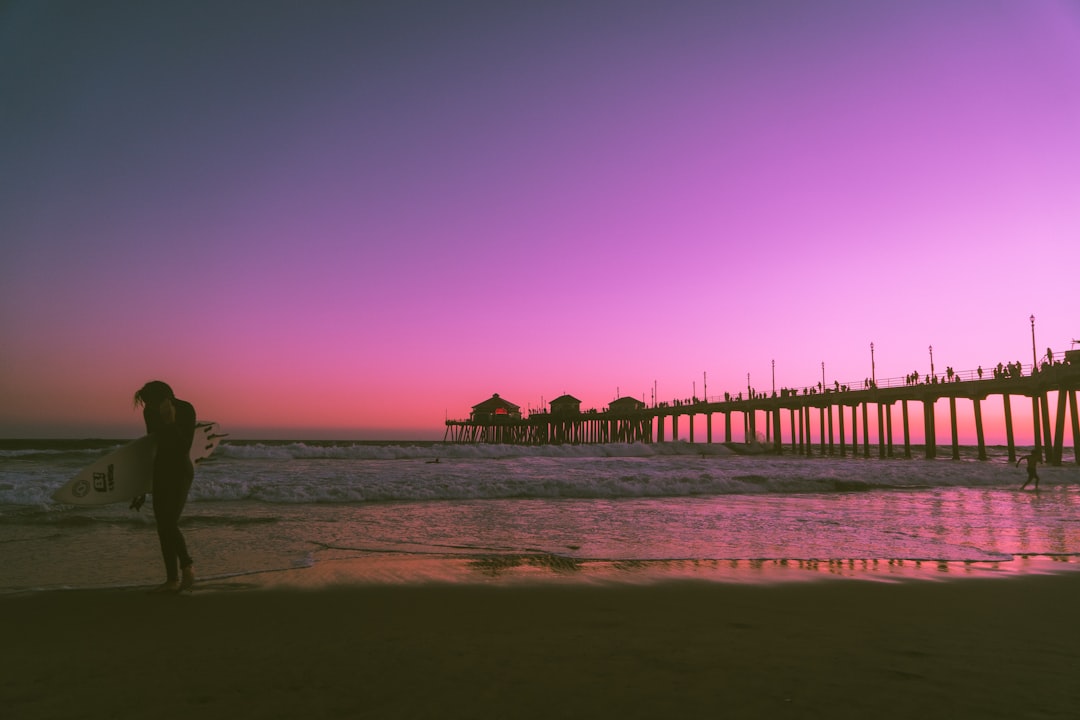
2,0,1079,440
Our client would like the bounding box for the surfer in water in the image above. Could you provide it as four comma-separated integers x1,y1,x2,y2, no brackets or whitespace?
133,381,197,593
1016,451,1040,491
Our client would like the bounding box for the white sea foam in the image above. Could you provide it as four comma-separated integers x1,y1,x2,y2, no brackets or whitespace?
1,440,1075,508
216,440,699,461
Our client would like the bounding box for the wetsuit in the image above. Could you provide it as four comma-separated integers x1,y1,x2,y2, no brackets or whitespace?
145,399,197,582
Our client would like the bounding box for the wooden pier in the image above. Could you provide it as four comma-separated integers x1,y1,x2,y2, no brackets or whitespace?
444,363,1080,465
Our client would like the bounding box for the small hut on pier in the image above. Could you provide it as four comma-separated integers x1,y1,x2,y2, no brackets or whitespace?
470,393,522,422
549,394,582,416
608,396,647,413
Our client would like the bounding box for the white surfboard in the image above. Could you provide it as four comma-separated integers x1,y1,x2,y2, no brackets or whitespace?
52,422,226,505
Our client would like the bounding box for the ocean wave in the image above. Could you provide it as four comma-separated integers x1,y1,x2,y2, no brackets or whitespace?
175,462,1056,505
0,446,124,461
216,441,729,461
4,440,1076,510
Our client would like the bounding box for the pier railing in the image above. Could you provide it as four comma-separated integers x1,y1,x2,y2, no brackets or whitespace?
698,364,1037,403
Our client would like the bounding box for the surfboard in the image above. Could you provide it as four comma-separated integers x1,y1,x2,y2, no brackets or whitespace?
52,422,226,505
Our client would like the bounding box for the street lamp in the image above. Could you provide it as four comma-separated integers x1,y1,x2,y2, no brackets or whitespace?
870,342,876,386
772,359,776,396
929,345,935,381
747,372,751,398
1030,314,1037,372
821,361,825,393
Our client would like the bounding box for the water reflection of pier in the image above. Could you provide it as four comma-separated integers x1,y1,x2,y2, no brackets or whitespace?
444,364,1080,466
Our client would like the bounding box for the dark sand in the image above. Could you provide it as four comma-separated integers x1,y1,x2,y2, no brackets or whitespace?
4,571,1079,719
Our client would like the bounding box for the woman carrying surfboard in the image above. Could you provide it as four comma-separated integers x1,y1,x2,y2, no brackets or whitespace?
134,381,197,594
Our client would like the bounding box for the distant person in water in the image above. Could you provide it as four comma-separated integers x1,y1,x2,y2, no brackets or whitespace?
1016,452,1040,490
133,381,197,593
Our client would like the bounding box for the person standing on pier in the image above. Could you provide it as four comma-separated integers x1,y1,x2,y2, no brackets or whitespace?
1017,452,1040,490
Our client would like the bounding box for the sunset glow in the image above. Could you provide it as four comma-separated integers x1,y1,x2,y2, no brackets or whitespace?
3,1,1079,439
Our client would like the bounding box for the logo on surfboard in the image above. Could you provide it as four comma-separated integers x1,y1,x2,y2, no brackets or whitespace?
93,464,116,493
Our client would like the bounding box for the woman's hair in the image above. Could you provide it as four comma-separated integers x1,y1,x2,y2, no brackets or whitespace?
134,380,175,408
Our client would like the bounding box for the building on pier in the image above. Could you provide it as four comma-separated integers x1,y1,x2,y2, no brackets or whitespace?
549,394,582,416
469,393,521,422
608,396,647,413
444,390,653,446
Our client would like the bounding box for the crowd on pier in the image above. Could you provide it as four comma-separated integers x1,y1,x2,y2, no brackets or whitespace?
990,361,1025,380
625,347,1078,413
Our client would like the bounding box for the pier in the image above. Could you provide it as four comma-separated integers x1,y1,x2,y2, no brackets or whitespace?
445,361,1080,465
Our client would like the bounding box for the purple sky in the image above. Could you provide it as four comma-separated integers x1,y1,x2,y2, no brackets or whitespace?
3,1,1079,439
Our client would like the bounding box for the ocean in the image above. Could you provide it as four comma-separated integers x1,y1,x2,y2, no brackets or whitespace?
2,438,1079,593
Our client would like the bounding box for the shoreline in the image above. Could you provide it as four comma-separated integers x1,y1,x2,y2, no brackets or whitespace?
4,570,1079,719
5,551,1080,597
210,551,1080,591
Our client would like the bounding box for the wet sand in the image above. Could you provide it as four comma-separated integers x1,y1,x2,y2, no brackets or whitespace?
4,570,1079,719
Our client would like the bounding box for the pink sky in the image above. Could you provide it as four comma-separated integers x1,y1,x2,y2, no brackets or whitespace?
2,1,1079,439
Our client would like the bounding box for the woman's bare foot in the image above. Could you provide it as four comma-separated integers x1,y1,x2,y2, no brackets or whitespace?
180,566,195,591
149,580,181,594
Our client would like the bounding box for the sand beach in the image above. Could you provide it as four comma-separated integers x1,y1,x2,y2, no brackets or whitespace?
4,566,1079,720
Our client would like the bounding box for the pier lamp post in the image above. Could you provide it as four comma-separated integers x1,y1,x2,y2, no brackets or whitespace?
747,372,751,398
870,342,876,386
772,359,775,396
929,345,935,381
1030,314,1037,372
821,361,825,393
